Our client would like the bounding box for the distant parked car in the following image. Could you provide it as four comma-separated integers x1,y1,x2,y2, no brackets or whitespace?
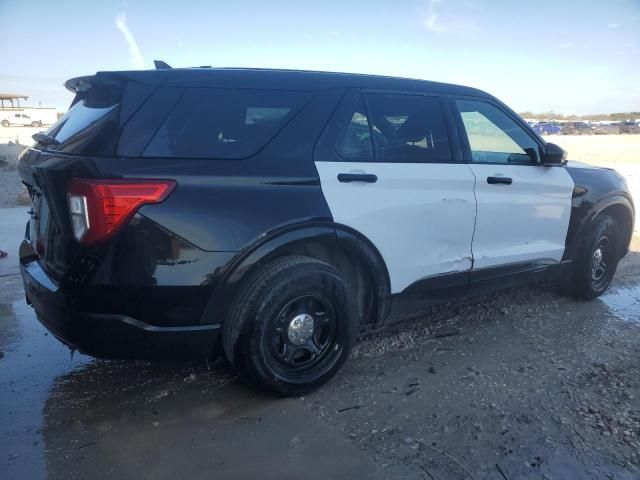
0,112,42,128
561,122,593,135
592,123,621,135
620,121,640,134
533,121,562,135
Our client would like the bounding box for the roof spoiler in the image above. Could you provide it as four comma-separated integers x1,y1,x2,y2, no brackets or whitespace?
64,74,126,94
154,60,172,70
64,76,95,94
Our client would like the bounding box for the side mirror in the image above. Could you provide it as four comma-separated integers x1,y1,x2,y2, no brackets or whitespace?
542,142,567,165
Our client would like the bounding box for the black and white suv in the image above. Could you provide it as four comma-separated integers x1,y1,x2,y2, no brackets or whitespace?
19,67,635,395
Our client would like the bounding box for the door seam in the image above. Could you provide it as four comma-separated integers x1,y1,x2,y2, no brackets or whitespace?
466,164,478,271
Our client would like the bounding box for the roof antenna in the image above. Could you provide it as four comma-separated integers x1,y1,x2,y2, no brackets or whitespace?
154,60,172,70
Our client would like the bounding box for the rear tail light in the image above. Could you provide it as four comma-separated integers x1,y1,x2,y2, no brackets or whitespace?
68,179,176,244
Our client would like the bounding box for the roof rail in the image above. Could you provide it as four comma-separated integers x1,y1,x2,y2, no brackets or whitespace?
154,60,172,70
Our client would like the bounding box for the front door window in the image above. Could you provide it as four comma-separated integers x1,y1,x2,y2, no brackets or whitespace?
456,99,540,164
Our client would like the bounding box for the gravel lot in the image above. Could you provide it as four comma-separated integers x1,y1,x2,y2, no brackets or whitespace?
311,239,640,479
0,168,24,209
0,131,639,479
550,134,640,165
1,237,638,479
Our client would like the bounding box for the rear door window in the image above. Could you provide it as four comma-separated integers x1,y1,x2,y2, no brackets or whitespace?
142,88,312,159
363,93,452,163
336,97,374,161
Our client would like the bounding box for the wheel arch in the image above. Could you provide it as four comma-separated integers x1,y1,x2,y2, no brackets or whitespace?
566,194,635,261
201,221,392,333
599,201,635,257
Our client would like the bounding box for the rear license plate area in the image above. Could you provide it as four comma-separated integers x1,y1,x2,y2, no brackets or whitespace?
26,185,49,256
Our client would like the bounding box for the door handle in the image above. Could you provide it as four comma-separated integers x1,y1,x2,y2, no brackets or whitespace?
337,173,378,183
487,176,513,185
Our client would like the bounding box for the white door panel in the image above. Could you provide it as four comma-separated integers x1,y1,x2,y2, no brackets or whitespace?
469,164,574,269
316,161,476,293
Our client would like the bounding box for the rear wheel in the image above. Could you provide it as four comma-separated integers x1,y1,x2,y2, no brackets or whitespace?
223,256,357,396
30,121,39,127
569,215,621,300
1,120,9,127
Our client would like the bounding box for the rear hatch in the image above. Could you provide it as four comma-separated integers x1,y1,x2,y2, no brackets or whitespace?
19,73,157,281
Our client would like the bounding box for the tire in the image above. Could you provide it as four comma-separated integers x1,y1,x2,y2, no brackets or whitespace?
30,121,39,127
1,120,9,128
223,255,357,396
569,215,621,300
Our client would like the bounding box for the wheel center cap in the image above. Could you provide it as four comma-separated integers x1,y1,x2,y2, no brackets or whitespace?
592,248,603,268
288,314,314,346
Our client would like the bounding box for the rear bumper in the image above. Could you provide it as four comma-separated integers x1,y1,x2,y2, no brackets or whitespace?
20,259,219,360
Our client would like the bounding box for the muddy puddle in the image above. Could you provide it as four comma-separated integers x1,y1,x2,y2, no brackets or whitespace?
600,283,640,323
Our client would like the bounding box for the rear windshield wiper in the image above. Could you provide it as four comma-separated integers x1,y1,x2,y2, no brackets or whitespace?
32,132,60,146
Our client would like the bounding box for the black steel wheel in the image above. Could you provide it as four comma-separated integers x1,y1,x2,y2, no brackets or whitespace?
223,256,357,396
265,294,341,380
570,215,621,300
590,234,613,291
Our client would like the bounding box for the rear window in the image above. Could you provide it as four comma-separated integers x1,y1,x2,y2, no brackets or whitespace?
38,79,152,156
49,102,117,144
142,88,312,159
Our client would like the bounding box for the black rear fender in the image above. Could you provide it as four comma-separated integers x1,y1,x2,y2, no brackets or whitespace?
201,222,391,331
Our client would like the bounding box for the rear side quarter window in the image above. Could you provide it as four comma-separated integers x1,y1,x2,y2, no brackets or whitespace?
142,88,312,159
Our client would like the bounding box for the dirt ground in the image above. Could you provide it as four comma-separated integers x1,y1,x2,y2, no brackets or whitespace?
0,132,639,479
312,237,640,479
549,134,640,165
1,234,638,479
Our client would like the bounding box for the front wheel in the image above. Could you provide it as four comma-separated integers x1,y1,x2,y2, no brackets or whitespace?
1,120,9,128
569,215,621,300
223,256,357,396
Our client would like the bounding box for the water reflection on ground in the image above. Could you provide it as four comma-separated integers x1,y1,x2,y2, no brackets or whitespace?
0,276,91,479
600,283,640,323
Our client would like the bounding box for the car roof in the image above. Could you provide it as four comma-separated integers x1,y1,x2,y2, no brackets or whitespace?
92,67,491,98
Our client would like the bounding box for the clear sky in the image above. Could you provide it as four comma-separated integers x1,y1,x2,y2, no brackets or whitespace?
1,0,638,114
